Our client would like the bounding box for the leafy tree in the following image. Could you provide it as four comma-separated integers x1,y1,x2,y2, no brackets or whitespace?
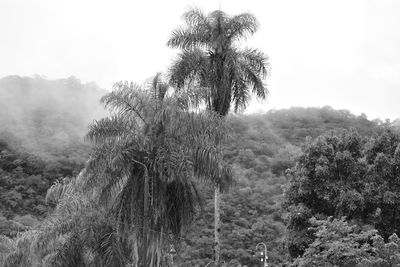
168,8,269,265
285,128,400,260
294,217,400,267
363,129,400,239
284,129,369,258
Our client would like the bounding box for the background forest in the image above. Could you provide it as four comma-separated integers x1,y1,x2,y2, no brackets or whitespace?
1,75,399,266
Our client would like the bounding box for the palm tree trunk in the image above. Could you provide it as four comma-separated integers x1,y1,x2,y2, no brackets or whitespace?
142,169,149,267
214,182,221,266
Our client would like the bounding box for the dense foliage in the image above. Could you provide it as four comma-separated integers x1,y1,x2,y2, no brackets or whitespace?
285,128,400,261
175,109,385,266
0,139,83,237
266,106,384,145
294,217,400,267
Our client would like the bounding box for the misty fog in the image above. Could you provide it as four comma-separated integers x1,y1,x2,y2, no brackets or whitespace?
0,75,106,160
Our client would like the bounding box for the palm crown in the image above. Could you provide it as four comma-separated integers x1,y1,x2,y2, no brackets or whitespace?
168,8,269,116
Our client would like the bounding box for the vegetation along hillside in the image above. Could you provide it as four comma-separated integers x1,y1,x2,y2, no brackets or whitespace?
0,75,398,266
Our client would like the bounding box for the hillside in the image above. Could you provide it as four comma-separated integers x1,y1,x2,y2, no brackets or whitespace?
0,75,395,266
178,109,385,266
0,75,107,236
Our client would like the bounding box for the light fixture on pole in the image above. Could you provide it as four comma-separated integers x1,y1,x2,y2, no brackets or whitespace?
256,242,268,267
169,244,177,266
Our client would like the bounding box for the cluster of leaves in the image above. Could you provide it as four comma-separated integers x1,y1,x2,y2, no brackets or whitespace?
285,127,400,261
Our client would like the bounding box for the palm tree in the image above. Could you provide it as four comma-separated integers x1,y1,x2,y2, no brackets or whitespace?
84,74,231,266
168,8,269,265
40,175,124,267
0,173,125,267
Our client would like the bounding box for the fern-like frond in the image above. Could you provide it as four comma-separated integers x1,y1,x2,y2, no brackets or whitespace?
94,230,126,267
226,13,259,41
167,8,212,50
86,115,136,145
169,49,209,89
102,82,148,124
47,232,85,267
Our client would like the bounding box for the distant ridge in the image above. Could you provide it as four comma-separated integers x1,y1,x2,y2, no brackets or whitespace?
0,75,107,160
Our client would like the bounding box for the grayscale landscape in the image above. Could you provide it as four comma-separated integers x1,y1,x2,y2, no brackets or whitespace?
0,1,400,266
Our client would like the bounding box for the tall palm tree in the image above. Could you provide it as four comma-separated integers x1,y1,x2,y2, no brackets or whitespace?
168,8,269,265
84,74,231,266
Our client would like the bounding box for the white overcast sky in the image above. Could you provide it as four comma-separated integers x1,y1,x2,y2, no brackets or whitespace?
1,0,399,120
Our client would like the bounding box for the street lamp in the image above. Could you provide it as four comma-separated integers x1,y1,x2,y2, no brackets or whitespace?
256,242,268,267
169,244,177,266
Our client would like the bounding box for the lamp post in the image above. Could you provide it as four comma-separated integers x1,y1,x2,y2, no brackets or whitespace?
256,242,268,267
169,244,176,267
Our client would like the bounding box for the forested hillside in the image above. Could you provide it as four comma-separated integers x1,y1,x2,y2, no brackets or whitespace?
0,76,396,266
0,76,104,242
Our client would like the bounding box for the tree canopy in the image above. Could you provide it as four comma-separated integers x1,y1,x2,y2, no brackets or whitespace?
285,128,400,259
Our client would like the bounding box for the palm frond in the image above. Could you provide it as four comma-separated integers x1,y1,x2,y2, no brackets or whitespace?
98,174,128,207
167,8,211,50
232,79,251,112
94,230,126,267
85,115,136,145
3,251,24,267
46,176,83,205
48,232,85,267
239,48,269,78
102,82,148,124
167,27,211,50
169,49,209,89
226,13,259,41
192,144,234,192
182,7,208,28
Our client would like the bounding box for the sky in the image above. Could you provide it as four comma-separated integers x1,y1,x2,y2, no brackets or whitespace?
1,0,399,120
